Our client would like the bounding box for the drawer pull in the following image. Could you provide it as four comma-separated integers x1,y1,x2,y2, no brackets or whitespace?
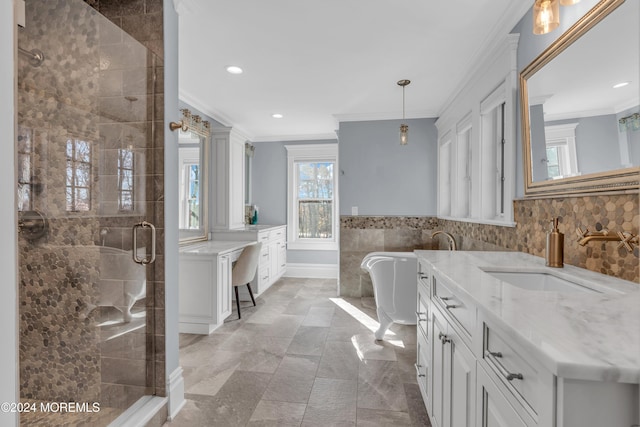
414,363,426,378
445,303,459,309
506,373,524,381
438,296,459,309
418,273,429,279
415,311,427,322
485,350,524,382
438,332,451,344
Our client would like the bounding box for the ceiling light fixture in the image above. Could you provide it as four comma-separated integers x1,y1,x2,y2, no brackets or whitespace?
397,79,411,146
533,0,560,35
226,65,243,74
272,113,283,119
533,0,581,35
613,81,630,89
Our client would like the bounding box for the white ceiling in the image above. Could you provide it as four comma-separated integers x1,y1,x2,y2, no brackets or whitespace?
178,0,531,141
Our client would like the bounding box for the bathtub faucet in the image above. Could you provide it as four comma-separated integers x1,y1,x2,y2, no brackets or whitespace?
431,231,457,251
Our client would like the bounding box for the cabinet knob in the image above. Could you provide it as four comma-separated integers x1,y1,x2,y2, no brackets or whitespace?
438,332,451,344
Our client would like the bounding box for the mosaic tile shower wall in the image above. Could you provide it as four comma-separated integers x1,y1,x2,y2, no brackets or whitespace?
17,0,165,420
341,194,639,297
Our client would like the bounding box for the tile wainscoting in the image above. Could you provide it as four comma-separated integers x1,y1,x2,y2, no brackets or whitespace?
340,194,639,297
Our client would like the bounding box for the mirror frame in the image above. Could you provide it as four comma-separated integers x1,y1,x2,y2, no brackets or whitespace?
520,0,639,197
178,109,211,244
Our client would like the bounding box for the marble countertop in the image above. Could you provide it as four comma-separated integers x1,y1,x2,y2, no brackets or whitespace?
219,224,285,232
180,240,254,255
415,250,640,384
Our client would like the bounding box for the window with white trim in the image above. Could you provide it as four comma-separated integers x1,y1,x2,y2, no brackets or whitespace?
544,123,579,179
286,144,338,251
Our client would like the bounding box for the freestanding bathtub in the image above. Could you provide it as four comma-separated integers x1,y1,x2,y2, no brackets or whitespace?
361,252,417,340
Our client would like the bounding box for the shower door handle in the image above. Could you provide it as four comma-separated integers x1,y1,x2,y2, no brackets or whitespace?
132,221,157,265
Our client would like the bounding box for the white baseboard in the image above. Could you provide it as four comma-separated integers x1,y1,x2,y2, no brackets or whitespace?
283,263,338,279
167,366,186,421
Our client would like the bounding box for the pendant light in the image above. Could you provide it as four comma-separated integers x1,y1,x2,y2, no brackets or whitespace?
533,0,560,35
397,79,410,145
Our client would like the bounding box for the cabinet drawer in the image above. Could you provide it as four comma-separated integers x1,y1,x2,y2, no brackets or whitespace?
258,266,270,288
416,285,429,340
418,261,431,294
271,227,286,240
258,231,271,243
483,323,543,420
259,245,270,266
432,274,475,338
416,327,430,406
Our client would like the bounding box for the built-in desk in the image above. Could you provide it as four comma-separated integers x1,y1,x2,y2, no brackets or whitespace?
212,225,287,297
179,240,253,334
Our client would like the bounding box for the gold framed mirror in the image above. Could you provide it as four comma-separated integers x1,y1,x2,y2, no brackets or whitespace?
521,0,639,197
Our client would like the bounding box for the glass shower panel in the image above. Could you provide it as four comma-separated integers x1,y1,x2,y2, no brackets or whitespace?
17,0,162,425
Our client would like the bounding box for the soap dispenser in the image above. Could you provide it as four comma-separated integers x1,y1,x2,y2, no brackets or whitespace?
546,217,564,268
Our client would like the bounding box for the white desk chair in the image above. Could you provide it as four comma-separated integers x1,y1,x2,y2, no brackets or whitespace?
232,242,262,319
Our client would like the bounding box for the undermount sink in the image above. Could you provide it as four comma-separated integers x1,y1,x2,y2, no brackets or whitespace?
481,269,602,294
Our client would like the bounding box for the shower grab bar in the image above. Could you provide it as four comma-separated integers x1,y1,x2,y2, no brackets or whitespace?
18,47,45,67
132,221,156,265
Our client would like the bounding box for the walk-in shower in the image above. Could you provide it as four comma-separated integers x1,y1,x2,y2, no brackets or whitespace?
17,0,164,425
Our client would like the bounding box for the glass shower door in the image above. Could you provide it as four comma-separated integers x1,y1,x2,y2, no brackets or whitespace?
17,0,162,425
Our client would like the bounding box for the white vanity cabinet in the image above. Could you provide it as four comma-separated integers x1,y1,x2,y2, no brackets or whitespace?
430,272,476,427
415,251,639,427
213,225,287,296
178,240,251,334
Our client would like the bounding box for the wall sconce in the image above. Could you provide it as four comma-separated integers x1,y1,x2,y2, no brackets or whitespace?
397,79,411,146
533,0,560,35
245,142,255,157
619,113,640,132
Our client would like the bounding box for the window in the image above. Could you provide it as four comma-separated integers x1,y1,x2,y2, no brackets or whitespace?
66,138,92,212
286,144,338,250
117,148,134,211
544,123,579,179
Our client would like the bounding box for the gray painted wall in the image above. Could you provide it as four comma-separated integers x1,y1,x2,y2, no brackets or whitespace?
1,0,18,424
338,118,438,216
252,139,339,265
512,0,601,196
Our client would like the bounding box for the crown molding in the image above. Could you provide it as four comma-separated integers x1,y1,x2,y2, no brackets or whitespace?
438,0,531,117
178,90,254,140
252,133,338,143
333,110,437,123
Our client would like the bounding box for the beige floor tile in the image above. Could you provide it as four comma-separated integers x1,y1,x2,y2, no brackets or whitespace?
303,378,358,426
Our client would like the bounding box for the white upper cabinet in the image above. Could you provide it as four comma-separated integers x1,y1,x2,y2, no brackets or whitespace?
212,127,246,230
436,34,519,226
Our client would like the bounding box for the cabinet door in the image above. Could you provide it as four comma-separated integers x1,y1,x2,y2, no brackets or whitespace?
476,366,526,427
448,326,476,427
218,255,231,319
431,308,448,427
277,239,287,276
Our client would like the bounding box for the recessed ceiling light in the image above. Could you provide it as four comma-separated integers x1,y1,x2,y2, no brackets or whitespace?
226,65,243,74
272,113,283,119
613,81,630,89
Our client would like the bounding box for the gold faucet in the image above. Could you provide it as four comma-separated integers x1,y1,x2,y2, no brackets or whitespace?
576,227,638,253
432,231,457,251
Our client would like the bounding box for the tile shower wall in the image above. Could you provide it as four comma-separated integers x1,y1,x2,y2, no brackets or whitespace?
341,194,639,297
17,0,166,414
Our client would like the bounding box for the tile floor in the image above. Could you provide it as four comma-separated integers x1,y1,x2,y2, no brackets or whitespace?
164,277,431,427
